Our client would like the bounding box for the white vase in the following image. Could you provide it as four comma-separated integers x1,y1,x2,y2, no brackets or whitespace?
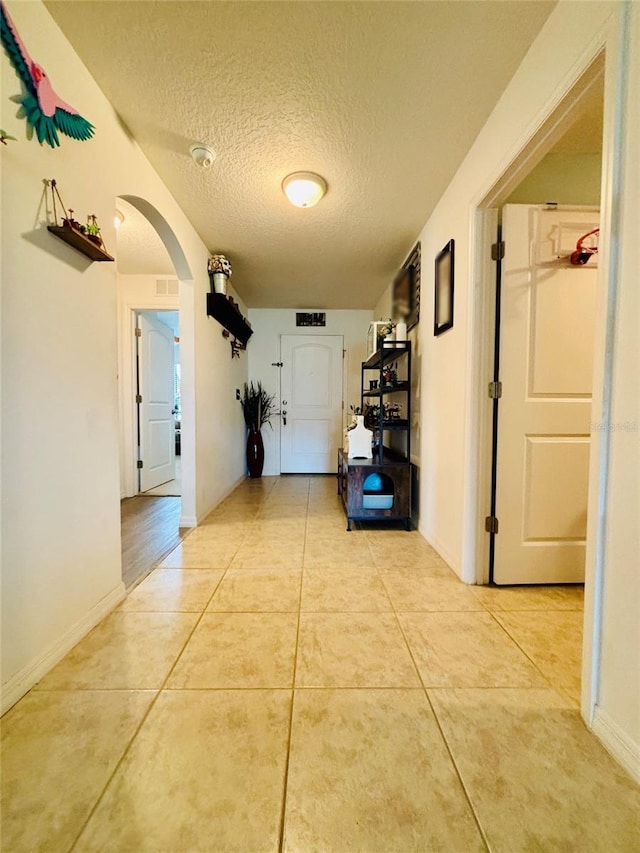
212,272,228,295
395,320,407,345
384,331,395,346
347,415,373,459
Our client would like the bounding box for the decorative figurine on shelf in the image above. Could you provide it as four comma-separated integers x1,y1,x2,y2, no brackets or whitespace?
382,364,398,387
364,403,380,430
208,253,232,295
346,405,362,431
61,207,85,233
347,413,373,460
0,1,95,147
386,402,403,420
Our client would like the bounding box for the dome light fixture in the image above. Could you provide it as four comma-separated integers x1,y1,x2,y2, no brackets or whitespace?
114,209,124,229
189,143,216,168
282,171,327,208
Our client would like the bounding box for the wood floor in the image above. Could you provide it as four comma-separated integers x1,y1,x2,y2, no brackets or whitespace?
120,496,186,589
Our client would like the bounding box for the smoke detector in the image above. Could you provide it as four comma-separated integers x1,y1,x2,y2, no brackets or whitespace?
189,143,216,168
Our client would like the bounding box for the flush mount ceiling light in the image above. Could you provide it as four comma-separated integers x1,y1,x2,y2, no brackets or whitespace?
114,209,124,228
189,143,216,168
282,171,327,208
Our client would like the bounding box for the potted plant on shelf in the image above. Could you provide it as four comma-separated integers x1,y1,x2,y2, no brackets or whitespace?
85,214,103,247
240,381,276,478
378,319,396,346
208,253,232,295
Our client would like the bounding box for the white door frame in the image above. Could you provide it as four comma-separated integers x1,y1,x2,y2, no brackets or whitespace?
119,301,179,499
465,12,628,726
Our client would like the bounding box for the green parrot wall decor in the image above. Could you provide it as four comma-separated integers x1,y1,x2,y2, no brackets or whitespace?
0,1,94,147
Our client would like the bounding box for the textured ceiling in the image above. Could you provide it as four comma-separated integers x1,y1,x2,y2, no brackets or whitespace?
47,0,555,308
115,198,174,275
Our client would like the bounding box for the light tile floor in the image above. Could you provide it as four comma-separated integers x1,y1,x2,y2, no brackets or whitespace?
2,475,639,852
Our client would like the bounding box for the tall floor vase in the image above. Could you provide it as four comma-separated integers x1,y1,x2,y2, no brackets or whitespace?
246,429,265,478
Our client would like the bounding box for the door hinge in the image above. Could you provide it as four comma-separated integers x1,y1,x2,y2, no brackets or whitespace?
343,349,346,359
485,515,499,534
135,327,142,337
135,394,142,404
137,460,143,469
488,381,502,399
491,241,505,261
271,362,283,367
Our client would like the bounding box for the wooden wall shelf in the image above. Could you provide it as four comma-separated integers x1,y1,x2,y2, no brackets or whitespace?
47,224,114,262
206,292,253,345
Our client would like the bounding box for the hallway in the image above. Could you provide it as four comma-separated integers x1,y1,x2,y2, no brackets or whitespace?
2,476,639,851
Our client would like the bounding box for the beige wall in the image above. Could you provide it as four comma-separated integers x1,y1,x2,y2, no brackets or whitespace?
590,0,640,779
381,0,638,778
0,1,246,710
506,152,602,205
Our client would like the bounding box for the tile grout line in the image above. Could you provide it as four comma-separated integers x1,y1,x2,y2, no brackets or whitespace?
67,547,235,850
389,605,492,852
485,610,575,697
277,481,310,853
421,684,493,853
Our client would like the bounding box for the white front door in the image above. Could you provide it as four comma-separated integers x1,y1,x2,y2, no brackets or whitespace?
280,334,343,473
494,204,599,584
137,312,176,492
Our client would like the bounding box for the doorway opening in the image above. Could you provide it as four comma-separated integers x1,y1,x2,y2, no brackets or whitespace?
470,50,614,720
115,196,194,588
136,310,181,498
474,56,604,584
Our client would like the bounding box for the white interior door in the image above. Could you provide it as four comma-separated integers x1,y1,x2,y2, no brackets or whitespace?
280,334,343,473
138,312,175,492
494,204,599,584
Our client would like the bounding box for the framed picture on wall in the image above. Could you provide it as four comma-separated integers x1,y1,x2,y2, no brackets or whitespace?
393,242,421,330
434,239,455,336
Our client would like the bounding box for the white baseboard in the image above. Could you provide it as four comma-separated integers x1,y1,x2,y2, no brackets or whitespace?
418,526,461,579
592,706,640,784
179,515,198,528
0,583,126,716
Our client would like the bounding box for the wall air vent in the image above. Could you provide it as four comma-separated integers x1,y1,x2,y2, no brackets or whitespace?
155,279,179,296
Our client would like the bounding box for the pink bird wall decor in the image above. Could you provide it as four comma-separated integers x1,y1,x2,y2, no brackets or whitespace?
0,0,94,147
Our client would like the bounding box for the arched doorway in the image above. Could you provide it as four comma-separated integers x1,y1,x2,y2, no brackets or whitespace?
114,195,196,587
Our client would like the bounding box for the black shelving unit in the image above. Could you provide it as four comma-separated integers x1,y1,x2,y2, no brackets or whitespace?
361,341,412,463
338,341,412,530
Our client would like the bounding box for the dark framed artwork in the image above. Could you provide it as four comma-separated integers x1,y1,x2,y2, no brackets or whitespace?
434,239,455,336
393,242,421,330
